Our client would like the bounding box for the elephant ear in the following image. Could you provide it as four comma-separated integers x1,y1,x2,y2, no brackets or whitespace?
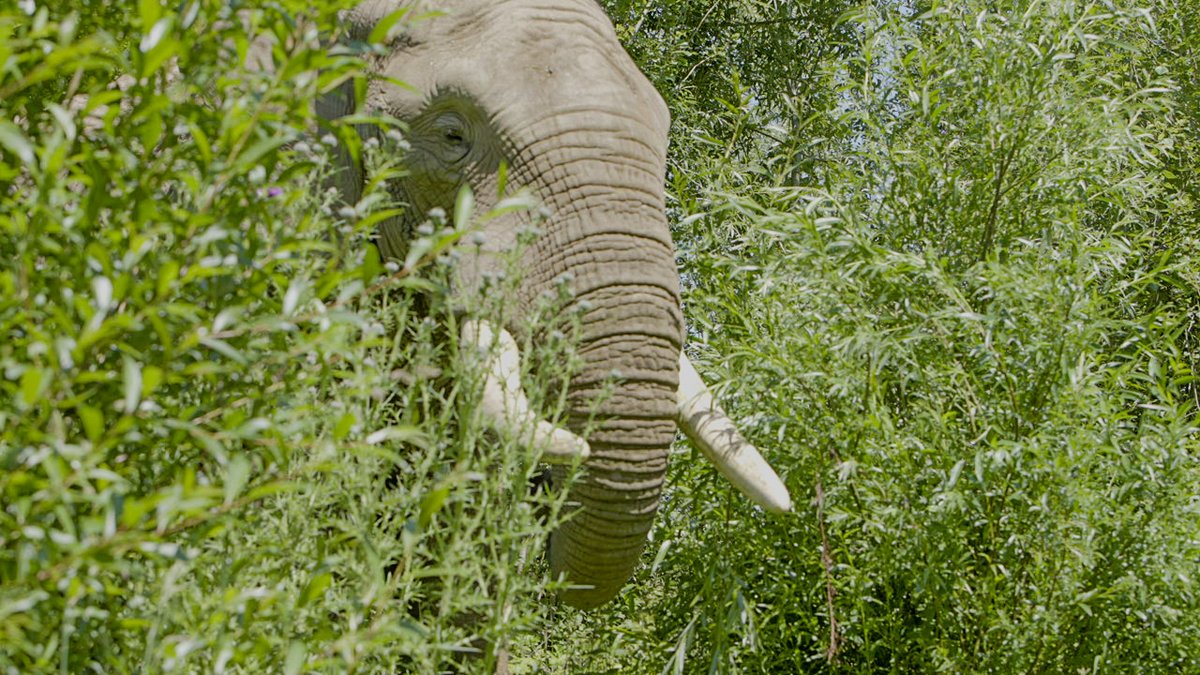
317,1,428,207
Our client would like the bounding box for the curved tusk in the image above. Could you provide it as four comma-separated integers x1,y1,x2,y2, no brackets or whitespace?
676,353,792,513
461,319,590,464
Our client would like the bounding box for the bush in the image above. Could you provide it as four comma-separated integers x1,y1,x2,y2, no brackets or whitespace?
547,0,1200,671
1,4,582,672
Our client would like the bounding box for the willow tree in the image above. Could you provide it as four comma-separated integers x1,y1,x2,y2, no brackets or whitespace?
540,1,1200,672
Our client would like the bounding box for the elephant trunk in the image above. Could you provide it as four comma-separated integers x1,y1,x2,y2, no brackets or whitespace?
548,253,682,609
511,112,684,608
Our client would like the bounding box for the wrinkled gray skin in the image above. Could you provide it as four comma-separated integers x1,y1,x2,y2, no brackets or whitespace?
327,0,683,610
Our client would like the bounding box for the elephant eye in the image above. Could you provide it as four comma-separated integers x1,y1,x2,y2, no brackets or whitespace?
432,112,470,163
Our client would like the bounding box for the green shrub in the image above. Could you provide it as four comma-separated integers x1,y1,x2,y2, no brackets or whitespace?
550,0,1200,672
0,4,583,672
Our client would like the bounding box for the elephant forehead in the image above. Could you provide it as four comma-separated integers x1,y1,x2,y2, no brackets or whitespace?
396,0,615,38
376,0,669,133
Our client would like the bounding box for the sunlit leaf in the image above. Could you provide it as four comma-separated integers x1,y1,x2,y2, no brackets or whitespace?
0,121,35,166
122,356,142,413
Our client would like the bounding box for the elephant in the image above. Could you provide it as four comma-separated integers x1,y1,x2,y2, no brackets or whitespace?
317,0,792,610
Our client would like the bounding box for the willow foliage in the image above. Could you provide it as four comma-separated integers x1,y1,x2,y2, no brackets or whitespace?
555,0,1200,672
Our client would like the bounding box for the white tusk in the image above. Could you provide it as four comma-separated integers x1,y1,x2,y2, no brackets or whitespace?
461,319,590,464
676,353,792,513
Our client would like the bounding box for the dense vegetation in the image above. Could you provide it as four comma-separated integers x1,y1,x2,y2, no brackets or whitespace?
2,0,1197,672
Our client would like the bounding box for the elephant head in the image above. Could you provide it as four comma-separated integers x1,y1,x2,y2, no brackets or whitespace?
323,0,791,609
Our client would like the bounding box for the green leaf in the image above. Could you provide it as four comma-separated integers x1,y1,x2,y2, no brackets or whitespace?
232,132,296,173
141,365,164,397
79,404,104,443
199,337,248,365
282,277,307,315
188,121,212,165
0,121,35,167
224,455,251,505
19,367,48,408
137,106,165,151
333,412,356,441
245,481,304,501
358,208,407,234
137,0,161,28
454,184,475,231
360,242,383,284
418,485,450,530
367,8,412,45
139,18,178,77
364,425,428,447
156,261,180,299
47,103,76,141
297,571,332,608
284,642,306,675
123,356,142,413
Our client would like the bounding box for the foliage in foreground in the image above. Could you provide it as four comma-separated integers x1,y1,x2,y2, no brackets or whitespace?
1,0,1198,673
1,3,582,673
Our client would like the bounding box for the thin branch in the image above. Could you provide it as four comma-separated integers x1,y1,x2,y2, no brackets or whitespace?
716,16,811,29
749,126,787,145
816,478,840,664
979,141,1016,261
